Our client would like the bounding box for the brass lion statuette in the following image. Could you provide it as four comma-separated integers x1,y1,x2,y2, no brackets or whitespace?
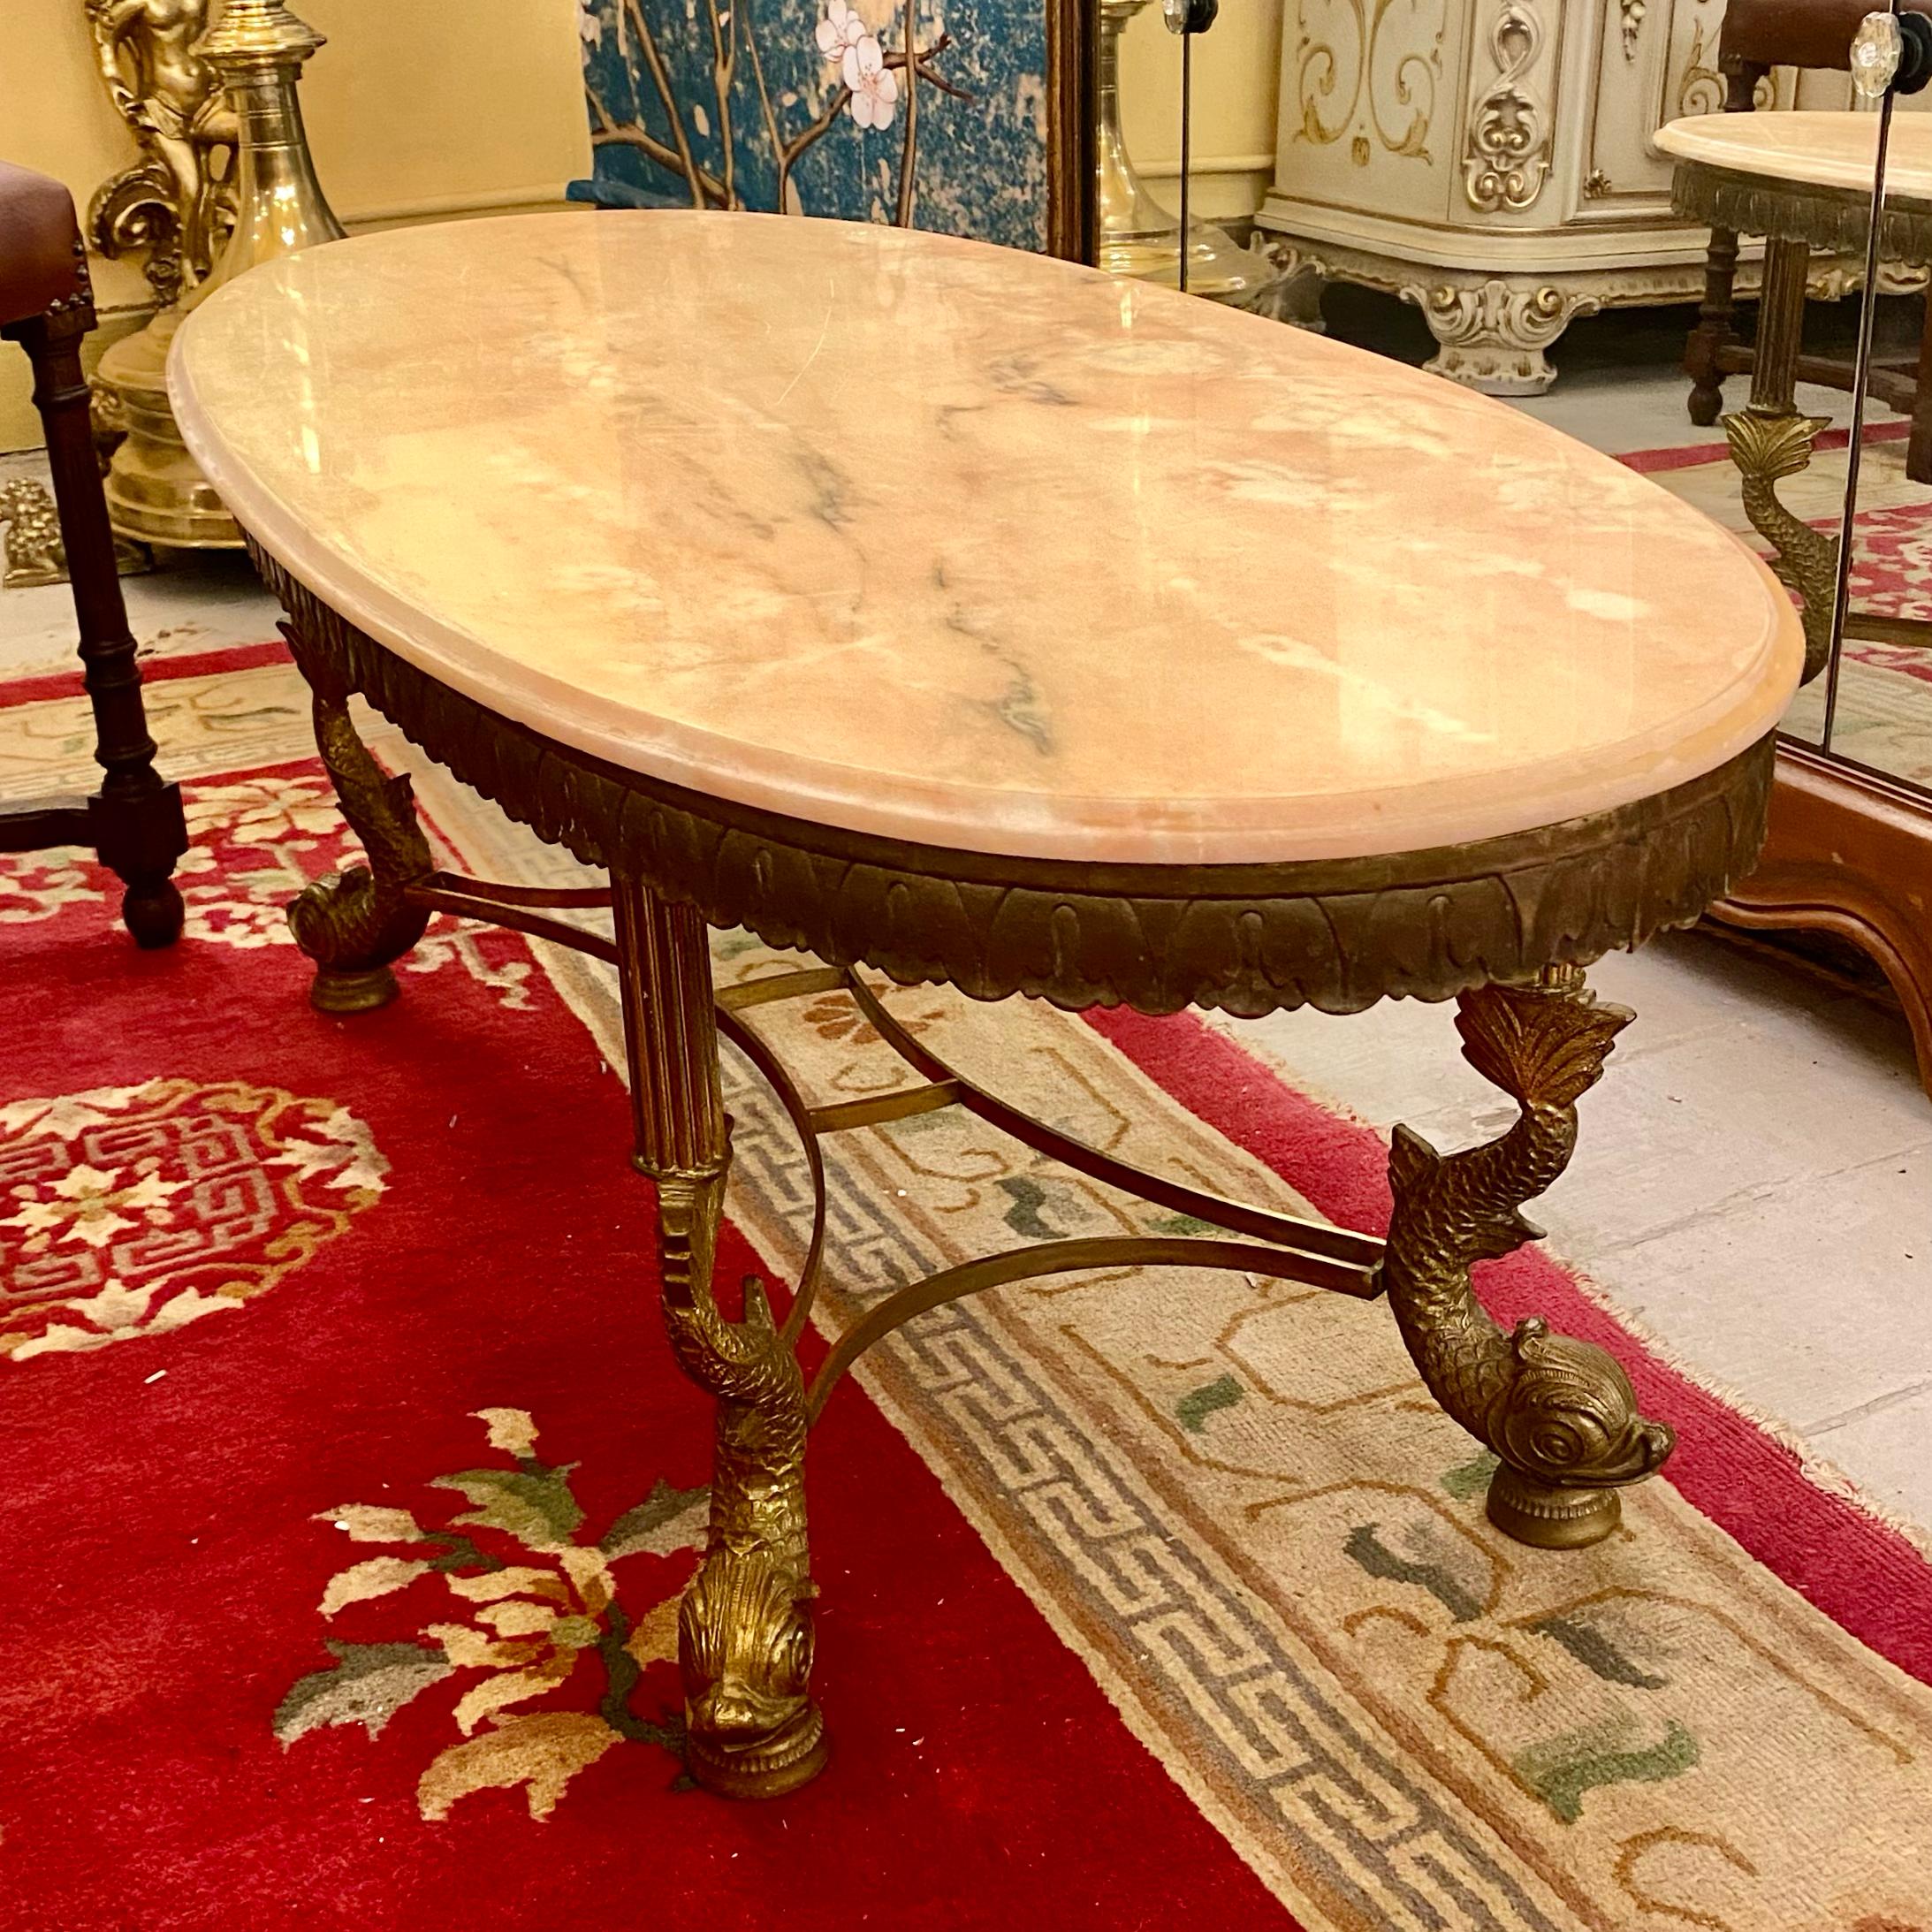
1380,966,1676,1549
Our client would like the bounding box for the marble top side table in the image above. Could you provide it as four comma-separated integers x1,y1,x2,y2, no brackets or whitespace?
1660,110,1932,672
171,211,1805,1800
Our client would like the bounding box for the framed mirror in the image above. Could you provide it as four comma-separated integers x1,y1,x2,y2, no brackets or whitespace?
1664,5,1932,1100
1098,2,1931,1098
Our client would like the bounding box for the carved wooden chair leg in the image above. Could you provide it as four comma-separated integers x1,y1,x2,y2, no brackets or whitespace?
1685,224,1741,427
1379,966,1676,1550
1684,60,1767,428
614,875,828,1800
283,633,434,1012
6,306,186,946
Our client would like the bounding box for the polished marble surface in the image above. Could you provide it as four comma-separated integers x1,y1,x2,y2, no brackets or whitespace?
1655,109,1932,205
169,211,1803,863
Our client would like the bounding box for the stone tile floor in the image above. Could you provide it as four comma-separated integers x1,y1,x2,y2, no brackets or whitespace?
4,315,1928,1542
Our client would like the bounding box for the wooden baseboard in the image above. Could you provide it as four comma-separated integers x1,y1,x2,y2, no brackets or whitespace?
1715,737,1932,1101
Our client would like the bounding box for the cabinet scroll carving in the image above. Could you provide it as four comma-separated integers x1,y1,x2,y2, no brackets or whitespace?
1464,1,1555,212
1297,0,1442,161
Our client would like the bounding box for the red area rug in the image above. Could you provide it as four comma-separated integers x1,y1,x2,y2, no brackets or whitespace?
0,754,1289,1932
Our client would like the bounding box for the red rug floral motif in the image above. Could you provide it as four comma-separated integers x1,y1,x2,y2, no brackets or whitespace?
1845,502,1932,627
277,1405,706,1821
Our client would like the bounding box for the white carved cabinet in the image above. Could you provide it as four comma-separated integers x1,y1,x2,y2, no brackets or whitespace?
1255,0,1867,392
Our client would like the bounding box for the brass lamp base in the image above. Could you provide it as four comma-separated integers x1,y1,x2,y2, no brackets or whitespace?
1486,1462,1624,1551
1096,0,1274,307
89,0,345,558
97,306,242,551
309,963,406,1015
1099,217,1280,304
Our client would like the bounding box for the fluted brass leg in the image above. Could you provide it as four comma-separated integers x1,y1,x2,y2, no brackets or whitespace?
286,631,433,1013
1380,966,1675,1550
614,874,827,1799
1722,236,1836,683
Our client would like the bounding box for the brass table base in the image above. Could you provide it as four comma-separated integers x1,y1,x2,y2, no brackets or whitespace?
251,558,1763,1798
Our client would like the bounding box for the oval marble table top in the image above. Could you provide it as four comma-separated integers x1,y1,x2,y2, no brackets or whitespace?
1654,109,1932,206
169,212,1802,865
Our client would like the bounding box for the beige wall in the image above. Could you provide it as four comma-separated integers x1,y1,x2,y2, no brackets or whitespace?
0,0,591,449
1118,0,1282,226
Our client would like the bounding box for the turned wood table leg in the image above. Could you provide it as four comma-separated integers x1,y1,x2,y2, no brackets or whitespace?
283,622,433,1012
1683,62,1767,430
1379,966,1676,1550
613,874,828,1799
9,306,186,947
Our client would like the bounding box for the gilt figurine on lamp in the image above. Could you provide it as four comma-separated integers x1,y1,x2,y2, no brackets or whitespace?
95,0,344,554
7,0,346,572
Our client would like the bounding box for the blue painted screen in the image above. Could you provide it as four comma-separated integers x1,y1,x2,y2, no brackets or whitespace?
574,0,1053,252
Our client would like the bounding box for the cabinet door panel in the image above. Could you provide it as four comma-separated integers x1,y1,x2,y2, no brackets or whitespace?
1574,0,1684,221
1278,0,1457,222
1457,0,1571,226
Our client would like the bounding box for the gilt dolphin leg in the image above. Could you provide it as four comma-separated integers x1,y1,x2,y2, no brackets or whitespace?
1380,966,1676,1550
283,620,433,1013
614,873,827,1798
1723,236,1837,682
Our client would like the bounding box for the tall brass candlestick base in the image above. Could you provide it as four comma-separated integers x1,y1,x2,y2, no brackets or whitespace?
96,0,343,552
1097,0,1269,303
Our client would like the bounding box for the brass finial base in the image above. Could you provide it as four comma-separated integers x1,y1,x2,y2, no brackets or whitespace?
197,0,325,63
686,1715,830,1799
94,0,343,556
1486,1464,1624,1551
309,965,404,1015
1096,0,1273,302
